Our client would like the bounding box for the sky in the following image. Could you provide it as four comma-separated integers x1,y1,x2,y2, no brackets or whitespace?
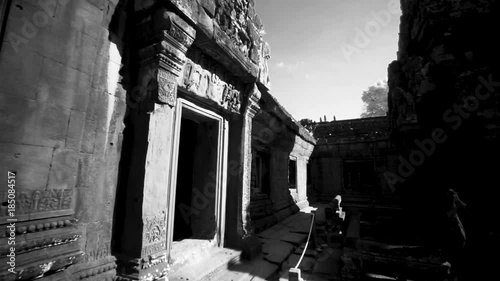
254,0,402,121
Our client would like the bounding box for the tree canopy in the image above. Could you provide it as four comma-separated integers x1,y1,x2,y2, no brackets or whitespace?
360,80,388,118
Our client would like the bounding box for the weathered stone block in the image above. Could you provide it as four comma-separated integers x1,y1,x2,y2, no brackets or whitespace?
93,91,115,133
74,187,97,223
66,110,87,151
38,57,91,112
87,0,107,11
261,239,295,265
81,117,97,154
0,143,53,190
6,1,98,74
0,45,43,99
47,148,79,190
66,32,99,76
0,93,37,144
76,153,92,188
200,0,216,18
83,221,112,262
55,0,103,39
197,4,214,39
0,97,71,147
38,102,72,147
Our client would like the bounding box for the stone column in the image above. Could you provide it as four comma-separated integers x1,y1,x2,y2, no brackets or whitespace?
117,8,195,281
240,84,262,259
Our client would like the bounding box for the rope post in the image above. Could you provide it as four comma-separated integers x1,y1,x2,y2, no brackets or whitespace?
289,267,303,281
311,209,317,248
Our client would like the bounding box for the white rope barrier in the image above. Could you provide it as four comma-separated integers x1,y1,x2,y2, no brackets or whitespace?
294,211,316,269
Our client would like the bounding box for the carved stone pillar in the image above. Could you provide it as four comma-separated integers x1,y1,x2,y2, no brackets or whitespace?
117,8,195,281
240,84,262,259
134,8,196,107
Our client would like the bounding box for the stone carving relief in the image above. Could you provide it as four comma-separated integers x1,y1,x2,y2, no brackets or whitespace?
141,241,166,257
0,252,84,280
214,0,253,56
0,233,80,256
180,49,242,113
76,262,117,280
0,189,73,216
0,218,74,238
395,87,418,125
84,237,111,263
258,41,271,89
211,72,225,102
141,253,167,270
222,84,241,112
166,24,195,49
142,213,166,245
157,69,177,106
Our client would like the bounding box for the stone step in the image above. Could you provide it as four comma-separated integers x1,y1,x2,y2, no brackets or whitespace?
168,248,241,281
211,257,280,281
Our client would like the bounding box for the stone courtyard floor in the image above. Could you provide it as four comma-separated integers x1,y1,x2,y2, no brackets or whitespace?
211,202,344,281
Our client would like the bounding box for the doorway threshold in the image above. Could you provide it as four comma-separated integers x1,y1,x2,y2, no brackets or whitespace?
168,245,241,281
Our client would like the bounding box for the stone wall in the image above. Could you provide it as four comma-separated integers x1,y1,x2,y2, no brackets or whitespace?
0,0,306,280
250,91,315,233
388,0,500,278
0,0,125,280
310,117,399,205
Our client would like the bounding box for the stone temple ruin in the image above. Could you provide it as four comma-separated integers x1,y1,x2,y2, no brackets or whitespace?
0,0,499,281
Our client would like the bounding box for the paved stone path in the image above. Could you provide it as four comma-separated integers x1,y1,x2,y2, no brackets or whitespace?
214,203,344,281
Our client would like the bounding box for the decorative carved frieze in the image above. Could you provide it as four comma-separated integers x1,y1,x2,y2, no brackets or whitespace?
84,238,111,263
0,217,75,238
180,48,243,113
0,233,80,256
75,261,117,280
0,252,84,281
141,241,166,257
142,213,166,245
0,188,73,217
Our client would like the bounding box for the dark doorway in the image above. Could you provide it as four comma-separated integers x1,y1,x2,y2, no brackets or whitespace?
288,158,297,189
173,112,220,242
252,151,271,196
343,160,375,195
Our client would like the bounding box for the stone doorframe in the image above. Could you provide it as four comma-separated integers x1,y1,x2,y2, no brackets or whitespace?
116,4,264,279
167,98,229,253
